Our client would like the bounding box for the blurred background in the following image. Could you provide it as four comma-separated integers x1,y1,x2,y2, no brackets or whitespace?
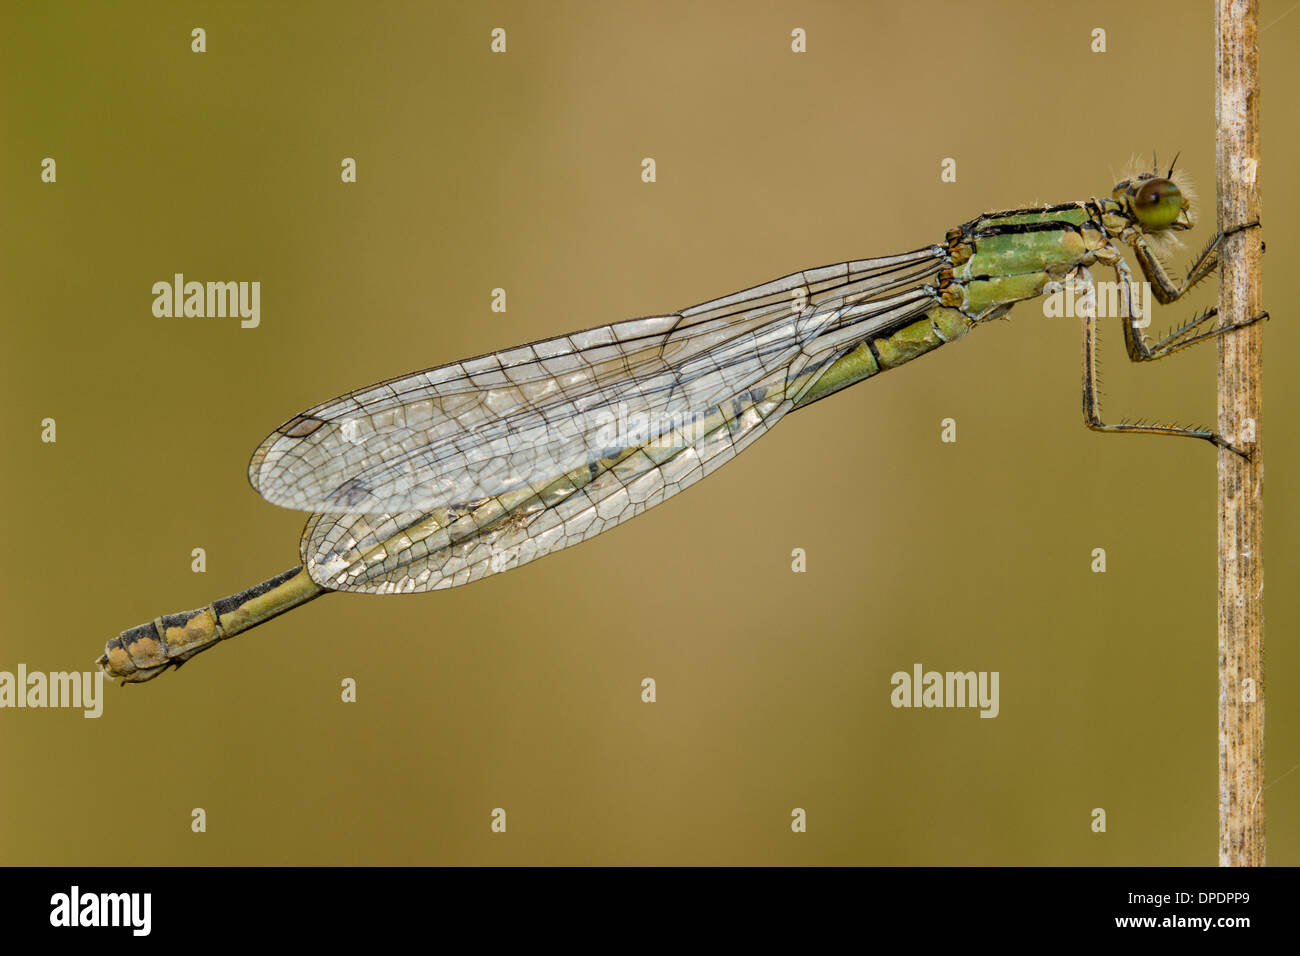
1,0,1295,865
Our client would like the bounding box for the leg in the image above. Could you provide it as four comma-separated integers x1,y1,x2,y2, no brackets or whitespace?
1131,305,1269,360
1113,252,1268,363
1128,220,1261,304
1075,265,1254,458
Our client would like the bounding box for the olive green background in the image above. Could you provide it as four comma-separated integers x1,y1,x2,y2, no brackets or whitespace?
2,1,1296,865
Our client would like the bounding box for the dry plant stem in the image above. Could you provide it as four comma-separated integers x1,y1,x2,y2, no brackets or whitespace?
1215,0,1264,867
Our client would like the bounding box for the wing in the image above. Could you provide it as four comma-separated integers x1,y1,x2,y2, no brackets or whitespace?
248,247,946,517
284,248,947,593
299,361,793,592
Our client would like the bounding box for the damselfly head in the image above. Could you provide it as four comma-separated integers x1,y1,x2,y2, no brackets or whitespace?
1111,170,1193,233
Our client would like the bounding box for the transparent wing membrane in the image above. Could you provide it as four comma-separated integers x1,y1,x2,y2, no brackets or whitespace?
299,368,791,593
249,248,946,592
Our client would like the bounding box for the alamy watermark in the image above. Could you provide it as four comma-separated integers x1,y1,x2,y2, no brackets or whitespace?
337,399,732,455
1042,277,1153,328
152,273,260,328
50,886,150,936
0,665,104,717
891,663,999,718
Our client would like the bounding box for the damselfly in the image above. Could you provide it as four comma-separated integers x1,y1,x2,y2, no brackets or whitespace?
99,161,1265,683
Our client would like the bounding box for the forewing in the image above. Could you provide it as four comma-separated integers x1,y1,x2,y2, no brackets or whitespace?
248,248,945,515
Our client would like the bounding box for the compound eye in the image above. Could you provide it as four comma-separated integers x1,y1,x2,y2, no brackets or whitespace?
1133,178,1183,229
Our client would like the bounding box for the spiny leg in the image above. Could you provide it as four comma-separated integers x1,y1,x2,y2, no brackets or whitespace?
1076,264,1254,458
1136,305,1269,360
1112,242,1268,363
1129,220,1261,304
